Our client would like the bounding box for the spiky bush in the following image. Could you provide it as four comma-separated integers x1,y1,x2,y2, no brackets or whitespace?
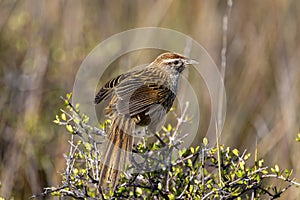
35,94,300,199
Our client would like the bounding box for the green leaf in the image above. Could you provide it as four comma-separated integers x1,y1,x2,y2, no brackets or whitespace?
258,159,264,167
53,115,60,124
73,168,78,174
244,153,251,160
66,93,72,100
158,182,162,190
74,117,80,124
162,124,172,132
51,191,61,196
203,137,208,146
191,147,195,154
84,142,92,151
178,148,186,157
168,193,175,200
136,187,142,195
117,186,126,193
240,160,245,170
64,99,69,106
167,123,172,132
61,113,67,121
80,169,87,174
162,126,168,132
274,164,280,173
187,159,193,168
189,185,194,192
232,148,239,156
66,124,74,133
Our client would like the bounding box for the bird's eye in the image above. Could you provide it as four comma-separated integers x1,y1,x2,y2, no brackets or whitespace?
174,60,179,65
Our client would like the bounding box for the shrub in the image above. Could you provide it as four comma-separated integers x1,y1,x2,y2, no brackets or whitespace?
35,94,300,199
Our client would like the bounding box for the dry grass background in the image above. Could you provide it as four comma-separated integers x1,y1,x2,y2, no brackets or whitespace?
0,0,299,199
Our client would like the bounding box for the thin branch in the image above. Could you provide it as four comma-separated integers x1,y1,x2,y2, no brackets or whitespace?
262,174,300,187
228,167,268,186
217,0,233,134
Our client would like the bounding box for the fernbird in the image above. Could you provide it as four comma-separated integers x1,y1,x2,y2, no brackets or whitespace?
95,52,197,191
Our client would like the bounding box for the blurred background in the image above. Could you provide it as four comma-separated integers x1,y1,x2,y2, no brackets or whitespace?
0,0,299,199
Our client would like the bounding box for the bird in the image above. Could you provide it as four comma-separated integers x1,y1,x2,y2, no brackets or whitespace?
94,52,197,191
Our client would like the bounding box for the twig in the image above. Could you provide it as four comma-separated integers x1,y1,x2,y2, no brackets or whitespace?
217,0,233,134
216,122,224,187
201,189,216,200
228,167,268,186
171,102,189,142
262,174,300,187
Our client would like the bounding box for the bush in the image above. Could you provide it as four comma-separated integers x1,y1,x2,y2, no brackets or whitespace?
35,94,300,199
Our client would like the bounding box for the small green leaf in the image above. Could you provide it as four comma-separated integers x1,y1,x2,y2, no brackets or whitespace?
80,169,87,174
203,137,208,146
162,126,168,132
158,182,162,190
189,185,194,192
167,123,172,132
51,191,61,196
53,115,60,124
75,103,80,111
244,153,251,160
232,149,239,156
84,142,92,151
178,148,186,157
74,117,80,124
240,160,245,170
73,168,78,174
117,186,126,193
191,147,195,154
187,159,193,168
136,187,142,195
82,115,89,123
64,99,69,106
168,193,175,200
66,93,72,100
61,113,67,121
258,159,264,167
66,124,74,133
274,164,280,173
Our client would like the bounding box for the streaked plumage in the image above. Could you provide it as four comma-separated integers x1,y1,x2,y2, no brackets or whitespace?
95,52,197,191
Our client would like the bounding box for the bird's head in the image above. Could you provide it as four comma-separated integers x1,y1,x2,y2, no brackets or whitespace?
152,52,198,73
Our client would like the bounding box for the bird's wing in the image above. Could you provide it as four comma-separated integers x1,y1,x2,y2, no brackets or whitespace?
94,73,128,104
115,71,175,117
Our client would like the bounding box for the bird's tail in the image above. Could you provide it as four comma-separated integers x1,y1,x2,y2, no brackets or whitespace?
99,115,134,191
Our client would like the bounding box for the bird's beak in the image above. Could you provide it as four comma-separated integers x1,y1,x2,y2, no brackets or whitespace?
186,58,199,65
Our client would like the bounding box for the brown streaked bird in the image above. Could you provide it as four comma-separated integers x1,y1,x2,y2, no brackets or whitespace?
95,52,198,191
